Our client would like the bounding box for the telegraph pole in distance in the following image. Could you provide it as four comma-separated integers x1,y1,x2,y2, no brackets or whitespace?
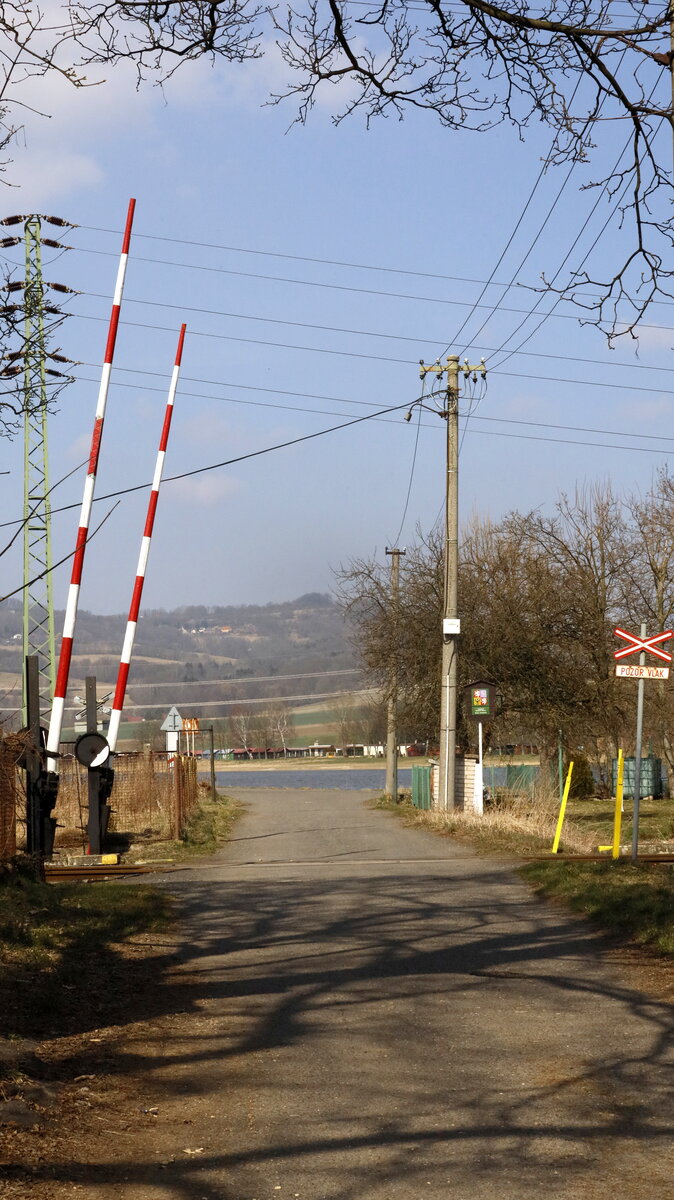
385,546,405,800
420,355,486,810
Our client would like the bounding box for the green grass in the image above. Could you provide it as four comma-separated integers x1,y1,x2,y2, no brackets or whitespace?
0,862,173,1041
561,795,674,847
125,791,244,862
521,860,674,954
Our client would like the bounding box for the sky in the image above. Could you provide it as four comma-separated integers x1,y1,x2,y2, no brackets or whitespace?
2,13,674,617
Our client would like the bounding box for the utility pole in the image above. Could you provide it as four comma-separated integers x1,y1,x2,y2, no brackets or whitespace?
384,547,405,800
419,355,486,810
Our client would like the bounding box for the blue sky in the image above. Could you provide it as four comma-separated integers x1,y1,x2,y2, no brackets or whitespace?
1,41,674,614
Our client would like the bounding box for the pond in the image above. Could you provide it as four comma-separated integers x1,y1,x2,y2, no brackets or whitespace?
215,767,414,791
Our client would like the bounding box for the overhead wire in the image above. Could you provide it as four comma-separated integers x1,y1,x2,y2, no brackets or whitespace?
390,373,427,546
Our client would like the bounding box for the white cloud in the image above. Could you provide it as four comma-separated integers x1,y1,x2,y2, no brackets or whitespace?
170,473,239,505
625,324,674,353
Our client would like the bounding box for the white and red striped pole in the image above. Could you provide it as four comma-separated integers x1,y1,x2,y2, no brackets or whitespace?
106,324,186,753
46,198,136,771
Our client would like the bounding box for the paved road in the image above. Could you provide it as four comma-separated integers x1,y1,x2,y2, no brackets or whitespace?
145,788,673,1199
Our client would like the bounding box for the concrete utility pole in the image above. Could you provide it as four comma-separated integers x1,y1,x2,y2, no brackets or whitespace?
420,355,486,811
385,547,405,800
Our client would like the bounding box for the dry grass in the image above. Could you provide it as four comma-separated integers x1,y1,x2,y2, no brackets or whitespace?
376,784,599,857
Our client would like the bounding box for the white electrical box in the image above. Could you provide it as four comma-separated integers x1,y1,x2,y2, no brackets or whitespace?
443,618,461,636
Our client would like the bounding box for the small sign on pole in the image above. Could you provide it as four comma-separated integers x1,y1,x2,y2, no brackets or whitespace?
613,626,672,862
161,706,183,756
160,706,183,732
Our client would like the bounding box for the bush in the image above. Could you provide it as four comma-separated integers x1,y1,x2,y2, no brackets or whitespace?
566,752,595,799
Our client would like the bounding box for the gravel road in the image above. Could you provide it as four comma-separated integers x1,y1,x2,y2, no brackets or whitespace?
131,786,674,1200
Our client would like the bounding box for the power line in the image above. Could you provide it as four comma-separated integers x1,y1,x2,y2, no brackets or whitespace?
0,687,373,715
68,308,674,373
0,399,416,529
69,363,674,435
80,668,362,691
79,287,674,348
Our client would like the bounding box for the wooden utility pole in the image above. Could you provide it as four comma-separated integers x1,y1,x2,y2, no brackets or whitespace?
420,356,486,811
385,547,405,800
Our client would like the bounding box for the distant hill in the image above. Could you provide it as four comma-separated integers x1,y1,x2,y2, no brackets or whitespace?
0,594,358,722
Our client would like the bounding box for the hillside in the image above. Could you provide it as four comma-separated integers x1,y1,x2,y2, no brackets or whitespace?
0,594,358,725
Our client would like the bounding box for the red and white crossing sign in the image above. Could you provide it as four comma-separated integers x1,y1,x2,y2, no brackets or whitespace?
614,627,673,663
614,627,673,667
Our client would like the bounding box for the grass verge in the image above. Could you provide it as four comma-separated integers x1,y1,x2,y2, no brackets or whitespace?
125,790,244,862
521,859,674,955
371,791,595,857
0,862,173,1041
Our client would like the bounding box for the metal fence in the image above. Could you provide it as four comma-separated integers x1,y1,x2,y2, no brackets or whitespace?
0,746,199,858
55,751,198,848
0,735,21,861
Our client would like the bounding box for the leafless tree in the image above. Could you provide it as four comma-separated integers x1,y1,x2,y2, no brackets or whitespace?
0,3,672,332
338,482,674,777
267,699,292,755
228,705,253,756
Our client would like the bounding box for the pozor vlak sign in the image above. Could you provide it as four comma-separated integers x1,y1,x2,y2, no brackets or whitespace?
614,627,673,680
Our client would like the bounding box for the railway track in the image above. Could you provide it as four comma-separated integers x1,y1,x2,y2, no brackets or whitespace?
44,862,172,881
525,853,674,863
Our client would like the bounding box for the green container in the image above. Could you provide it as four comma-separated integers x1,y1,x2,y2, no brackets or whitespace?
411,765,432,810
612,756,662,799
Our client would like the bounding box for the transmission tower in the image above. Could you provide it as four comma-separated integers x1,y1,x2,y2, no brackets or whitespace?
0,213,75,721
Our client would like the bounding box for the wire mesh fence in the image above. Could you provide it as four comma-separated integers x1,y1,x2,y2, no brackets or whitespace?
0,745,199,857
55,751,198,848
0,735,22,861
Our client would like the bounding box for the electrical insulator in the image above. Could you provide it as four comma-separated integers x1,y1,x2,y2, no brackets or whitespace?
48,282,79,294
41,239,70,250
0,236,21,248
0,215,27,226
42,216,72,228
6,280,25,292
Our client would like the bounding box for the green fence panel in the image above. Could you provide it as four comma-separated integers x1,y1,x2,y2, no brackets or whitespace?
412,765,432,810
612,756,663,799
505,764,539,791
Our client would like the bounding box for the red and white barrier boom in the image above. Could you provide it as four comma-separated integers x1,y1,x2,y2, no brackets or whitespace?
106,324,186,753
46,199,136,772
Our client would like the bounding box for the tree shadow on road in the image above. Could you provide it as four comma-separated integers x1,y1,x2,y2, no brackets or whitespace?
2,862,673,1199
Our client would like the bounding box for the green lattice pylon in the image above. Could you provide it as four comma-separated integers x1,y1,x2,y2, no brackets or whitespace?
22,216,55,724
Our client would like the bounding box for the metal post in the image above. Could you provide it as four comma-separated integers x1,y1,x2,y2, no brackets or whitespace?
25,655,42,856
209,725,216,802
474,720,484,815
558,728,564,805
631,621,646,863
440,356,460,811
85,675,101,855
21,217,59,724
419,355,486,810
385,547,405,800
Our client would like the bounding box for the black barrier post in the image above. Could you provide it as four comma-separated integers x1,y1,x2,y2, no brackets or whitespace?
24,656,57,861
25,656,42,855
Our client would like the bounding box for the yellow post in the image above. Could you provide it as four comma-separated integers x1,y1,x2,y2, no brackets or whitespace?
551,761,574,854
612,748,624,860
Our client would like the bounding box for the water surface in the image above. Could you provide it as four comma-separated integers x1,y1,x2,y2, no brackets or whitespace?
215,767,413,791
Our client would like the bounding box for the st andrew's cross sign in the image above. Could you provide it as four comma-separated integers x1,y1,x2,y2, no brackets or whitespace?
614,628,673,680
